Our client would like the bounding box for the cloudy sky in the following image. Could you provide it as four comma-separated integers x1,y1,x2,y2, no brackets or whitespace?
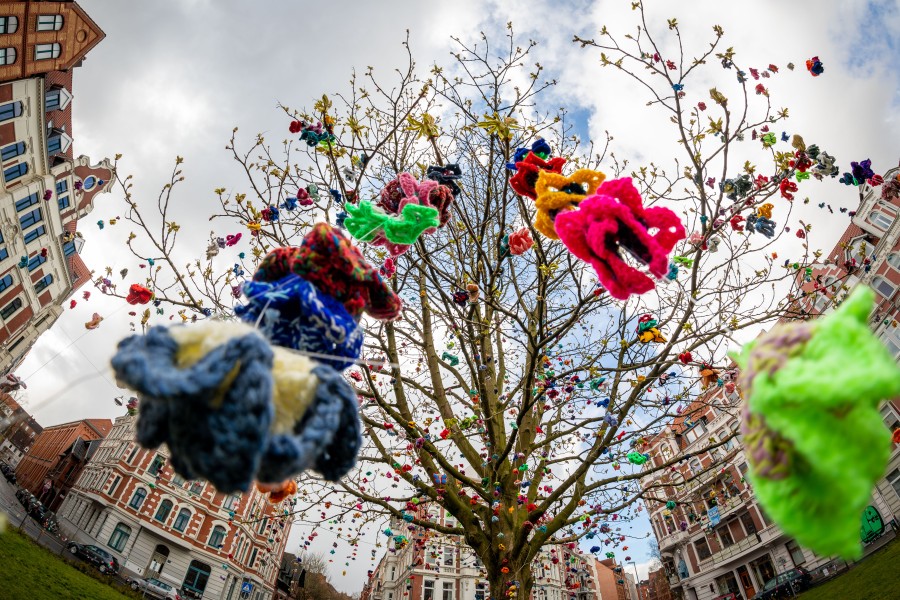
9,0,898,593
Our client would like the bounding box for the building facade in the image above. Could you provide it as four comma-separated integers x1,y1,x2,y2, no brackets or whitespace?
646,569,672,600
0,388,40,466
58,414,292,600
40,434,98,510
0,0,113,376
360,506,596,600
15,416,109,492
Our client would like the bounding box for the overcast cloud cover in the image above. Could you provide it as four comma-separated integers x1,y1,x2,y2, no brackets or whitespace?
8,0,898,592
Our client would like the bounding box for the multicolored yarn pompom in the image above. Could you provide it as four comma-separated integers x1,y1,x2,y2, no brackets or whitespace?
111,223,400,494
732,286,900,559
554,178,685,300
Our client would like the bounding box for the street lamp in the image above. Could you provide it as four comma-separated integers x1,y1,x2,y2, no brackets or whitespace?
629,562,640,600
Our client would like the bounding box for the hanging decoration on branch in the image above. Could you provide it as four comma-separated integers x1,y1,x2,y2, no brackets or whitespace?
110,224,401,494
732,286,900,559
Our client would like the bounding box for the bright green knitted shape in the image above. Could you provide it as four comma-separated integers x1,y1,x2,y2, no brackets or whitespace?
344,201,439,244
731,286,900,559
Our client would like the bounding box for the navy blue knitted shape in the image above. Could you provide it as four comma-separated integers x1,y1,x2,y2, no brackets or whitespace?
111,326,275,493
256,364,361,483
235,275,363,370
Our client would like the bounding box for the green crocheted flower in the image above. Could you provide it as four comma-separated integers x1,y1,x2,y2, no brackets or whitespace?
732,286,900,559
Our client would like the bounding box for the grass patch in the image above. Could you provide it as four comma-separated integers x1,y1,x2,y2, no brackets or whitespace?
799,537,900,600
0,528,139,600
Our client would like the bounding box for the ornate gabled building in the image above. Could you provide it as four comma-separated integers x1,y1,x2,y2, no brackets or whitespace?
0,0,113,375
0,388,40,466
58,413,293,600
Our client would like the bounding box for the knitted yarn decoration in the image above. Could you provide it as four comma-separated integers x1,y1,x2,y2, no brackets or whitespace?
111,320,362,493
235,274,364,370
509,151,568,200
533,169,606,239
732,286,900,559
555,178,685,300
252,223,402,321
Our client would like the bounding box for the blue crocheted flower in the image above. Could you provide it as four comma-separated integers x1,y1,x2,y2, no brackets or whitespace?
235,275,364,370
111,326,275,492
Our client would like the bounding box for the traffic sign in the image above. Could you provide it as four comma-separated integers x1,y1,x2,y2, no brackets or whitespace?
241,581,254,594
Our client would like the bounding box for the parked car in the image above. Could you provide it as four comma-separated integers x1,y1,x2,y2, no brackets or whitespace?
713,593,743,600
66,542,120,574
0,462,15,483
127,577,183,600
752,567,812,599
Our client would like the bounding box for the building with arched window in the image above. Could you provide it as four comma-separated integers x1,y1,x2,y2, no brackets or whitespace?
58,414,290,600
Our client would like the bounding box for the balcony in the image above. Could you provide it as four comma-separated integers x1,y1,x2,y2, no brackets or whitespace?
658,529,688,552
700,524,783,569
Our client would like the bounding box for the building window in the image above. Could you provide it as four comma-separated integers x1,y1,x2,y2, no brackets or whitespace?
173,508,190,532
871,210,894,231
209,525,226,548
717,525,734,548
23,225,46,245
56,180,68,194
155,499,172,523
48,135,61,155
172,474,186,487
248,548,258,568
27,254,46,271
442,545,454,566
887,469,900,499
34,42,61,60
189,481,204,495
872,276,896,299
223,494,241,511
688,458,702,475
257,516,268,535
126,445,139,464
4,161,27,182
786,540,805,566
882,405,900,448
0,16,18,34
32,273,50,292
108,523,131,552
0,297,21,320
108,476,121,497
442,581,454,600
423,580,435,600
83,175,97,190
739,511,756,535
58,195,69,210
694,538,712,560
0,101,21,122
129,488,146,510
20,207,43,231
147,455,165,476
0,274,11,293
0,47,14,65
15,192,39,212
182,561,211,595
36,15,64,31
63,240,76,256
1,141,24,161
475,583,487,600
425,547,438,566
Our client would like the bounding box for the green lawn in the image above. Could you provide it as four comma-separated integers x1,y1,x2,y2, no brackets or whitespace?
798,537,900,600
0,528,138,600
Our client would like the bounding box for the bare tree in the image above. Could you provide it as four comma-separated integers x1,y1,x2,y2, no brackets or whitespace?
101,7,833,597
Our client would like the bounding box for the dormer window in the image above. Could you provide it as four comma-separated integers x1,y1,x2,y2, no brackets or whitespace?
36,15,63,31
47,129,72,155
870,210,894,231
45,86,72,112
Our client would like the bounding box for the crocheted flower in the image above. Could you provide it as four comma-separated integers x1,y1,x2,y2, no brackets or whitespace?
533,169,606,239
126,284,153,305
253,223,402,321
509,152,567,200
236,275,364,370
425,164,462,197
508,228,534,255
732,287,900,559
554,178,685,301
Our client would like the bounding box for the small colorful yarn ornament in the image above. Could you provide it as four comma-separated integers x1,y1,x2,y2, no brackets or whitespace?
533,169,606,239
0,373,26,393
732,287,900,559
636,314,666,344
554,178,685,300
126,284,154,305
805,55,824,76
344,201,440,247
509,149,568,200
626,452,650,465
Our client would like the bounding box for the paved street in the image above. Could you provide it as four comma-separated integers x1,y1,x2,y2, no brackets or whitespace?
0,474,66,554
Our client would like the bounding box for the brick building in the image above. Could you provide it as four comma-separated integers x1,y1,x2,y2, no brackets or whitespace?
15,416,109,493
40,433,99,510
0,388,40,466
587,558,629,600
0,0,113,375
58,413,291,600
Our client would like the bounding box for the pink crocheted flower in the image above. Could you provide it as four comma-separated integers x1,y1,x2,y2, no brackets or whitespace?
555,178,685,301
508,228,534,255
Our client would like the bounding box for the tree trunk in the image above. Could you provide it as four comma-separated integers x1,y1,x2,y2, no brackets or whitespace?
487,559,534,600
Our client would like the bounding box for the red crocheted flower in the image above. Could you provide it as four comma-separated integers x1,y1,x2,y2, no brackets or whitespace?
555,178,685,301
254,223,402,321
508,228,534,255
126,284,153,305
509,153,567,199
779,179,798,200
289,121,303,134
